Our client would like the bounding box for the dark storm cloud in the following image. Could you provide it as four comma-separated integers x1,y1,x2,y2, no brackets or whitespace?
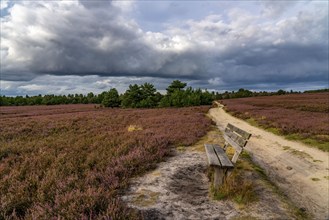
210,43,328,86
1,1,208,81
0,0,328,94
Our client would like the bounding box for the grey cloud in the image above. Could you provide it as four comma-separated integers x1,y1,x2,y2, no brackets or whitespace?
1,1,207,81
261,0,297,17
0,75,176,96
210,43,328,86
0,0,328,92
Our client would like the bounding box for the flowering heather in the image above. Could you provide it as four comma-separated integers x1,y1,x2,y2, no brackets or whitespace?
0,105,211,219
220,92,329,151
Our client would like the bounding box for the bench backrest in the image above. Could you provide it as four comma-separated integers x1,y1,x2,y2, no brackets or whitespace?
224,123,251,163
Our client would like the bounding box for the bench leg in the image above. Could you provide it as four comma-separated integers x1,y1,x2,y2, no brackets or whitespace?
213,167,225,188
226,169,233,178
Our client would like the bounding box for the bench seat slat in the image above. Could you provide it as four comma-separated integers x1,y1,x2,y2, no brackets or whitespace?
205,144,221,166
213,145,234,168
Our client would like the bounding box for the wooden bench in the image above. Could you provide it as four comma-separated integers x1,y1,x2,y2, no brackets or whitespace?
205,123,251,188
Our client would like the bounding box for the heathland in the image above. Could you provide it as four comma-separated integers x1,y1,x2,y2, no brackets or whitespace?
220,92,329,151
1,91,328,219
0,105,211,219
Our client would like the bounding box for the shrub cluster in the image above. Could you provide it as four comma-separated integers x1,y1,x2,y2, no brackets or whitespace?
0,105,212,219
221,92,329,151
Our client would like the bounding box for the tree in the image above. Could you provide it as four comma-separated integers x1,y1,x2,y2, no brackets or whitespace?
121,83,161,108
87,92,95,103
139,83,158,108
277,89,286,95
169,90,185,107
233,88,253,98
158,96,171,107
166,80,187,94
102,88,120,108
121,84,142,108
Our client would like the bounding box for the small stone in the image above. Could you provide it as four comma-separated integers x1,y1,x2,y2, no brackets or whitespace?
299,207,307,212
286,166,293,170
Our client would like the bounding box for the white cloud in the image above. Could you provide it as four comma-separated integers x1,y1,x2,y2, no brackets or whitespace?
111,1,136,13
0,0,9,10
208,77,224,86
18,84,48,91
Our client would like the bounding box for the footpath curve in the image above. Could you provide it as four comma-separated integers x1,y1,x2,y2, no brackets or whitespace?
209,105,329,219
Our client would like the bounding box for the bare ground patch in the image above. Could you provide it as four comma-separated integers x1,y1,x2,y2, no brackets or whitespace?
122,129,300,219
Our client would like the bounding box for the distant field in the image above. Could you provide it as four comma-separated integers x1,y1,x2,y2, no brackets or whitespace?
220,92,329,151
0,105,211,219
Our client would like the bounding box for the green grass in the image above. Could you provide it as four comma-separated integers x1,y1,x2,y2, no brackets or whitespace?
283,146,291,151
209,151,257,205
289,149,312,159
265,127,282,135
244,117,329,152
245,118,259,127
211,168,257,206
286,134,329,152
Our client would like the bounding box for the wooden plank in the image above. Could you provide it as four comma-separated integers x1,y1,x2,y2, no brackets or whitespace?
204,144,221,166
224,134,243,153
227,123,251,140
213,145,234,168
227,123,234,131
213,167,225,188
224,130,247,147
231,151,242,164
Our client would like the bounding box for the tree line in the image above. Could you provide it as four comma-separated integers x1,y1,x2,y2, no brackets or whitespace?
1,80,327,107
0,80,215,107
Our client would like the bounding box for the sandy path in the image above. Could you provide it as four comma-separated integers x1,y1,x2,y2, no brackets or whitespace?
209,105,329,219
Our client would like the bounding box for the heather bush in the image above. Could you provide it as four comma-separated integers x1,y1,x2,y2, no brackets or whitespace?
221,92,329,151
0,105,211,219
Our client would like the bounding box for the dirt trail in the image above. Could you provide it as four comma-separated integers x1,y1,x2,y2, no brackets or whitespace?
209,105,329,219
122,106,329,219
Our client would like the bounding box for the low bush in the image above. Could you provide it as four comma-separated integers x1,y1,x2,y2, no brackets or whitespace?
221,92,329,151
0,105,212,219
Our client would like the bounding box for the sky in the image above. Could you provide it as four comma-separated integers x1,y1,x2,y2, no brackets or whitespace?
0,0,328,96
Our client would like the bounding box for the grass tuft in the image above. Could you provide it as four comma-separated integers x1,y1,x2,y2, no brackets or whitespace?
131,189,160,207
210,151,258,206
127,125,143,132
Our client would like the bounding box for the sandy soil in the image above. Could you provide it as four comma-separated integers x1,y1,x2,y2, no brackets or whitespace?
122,131,299,219
209,104,329,219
